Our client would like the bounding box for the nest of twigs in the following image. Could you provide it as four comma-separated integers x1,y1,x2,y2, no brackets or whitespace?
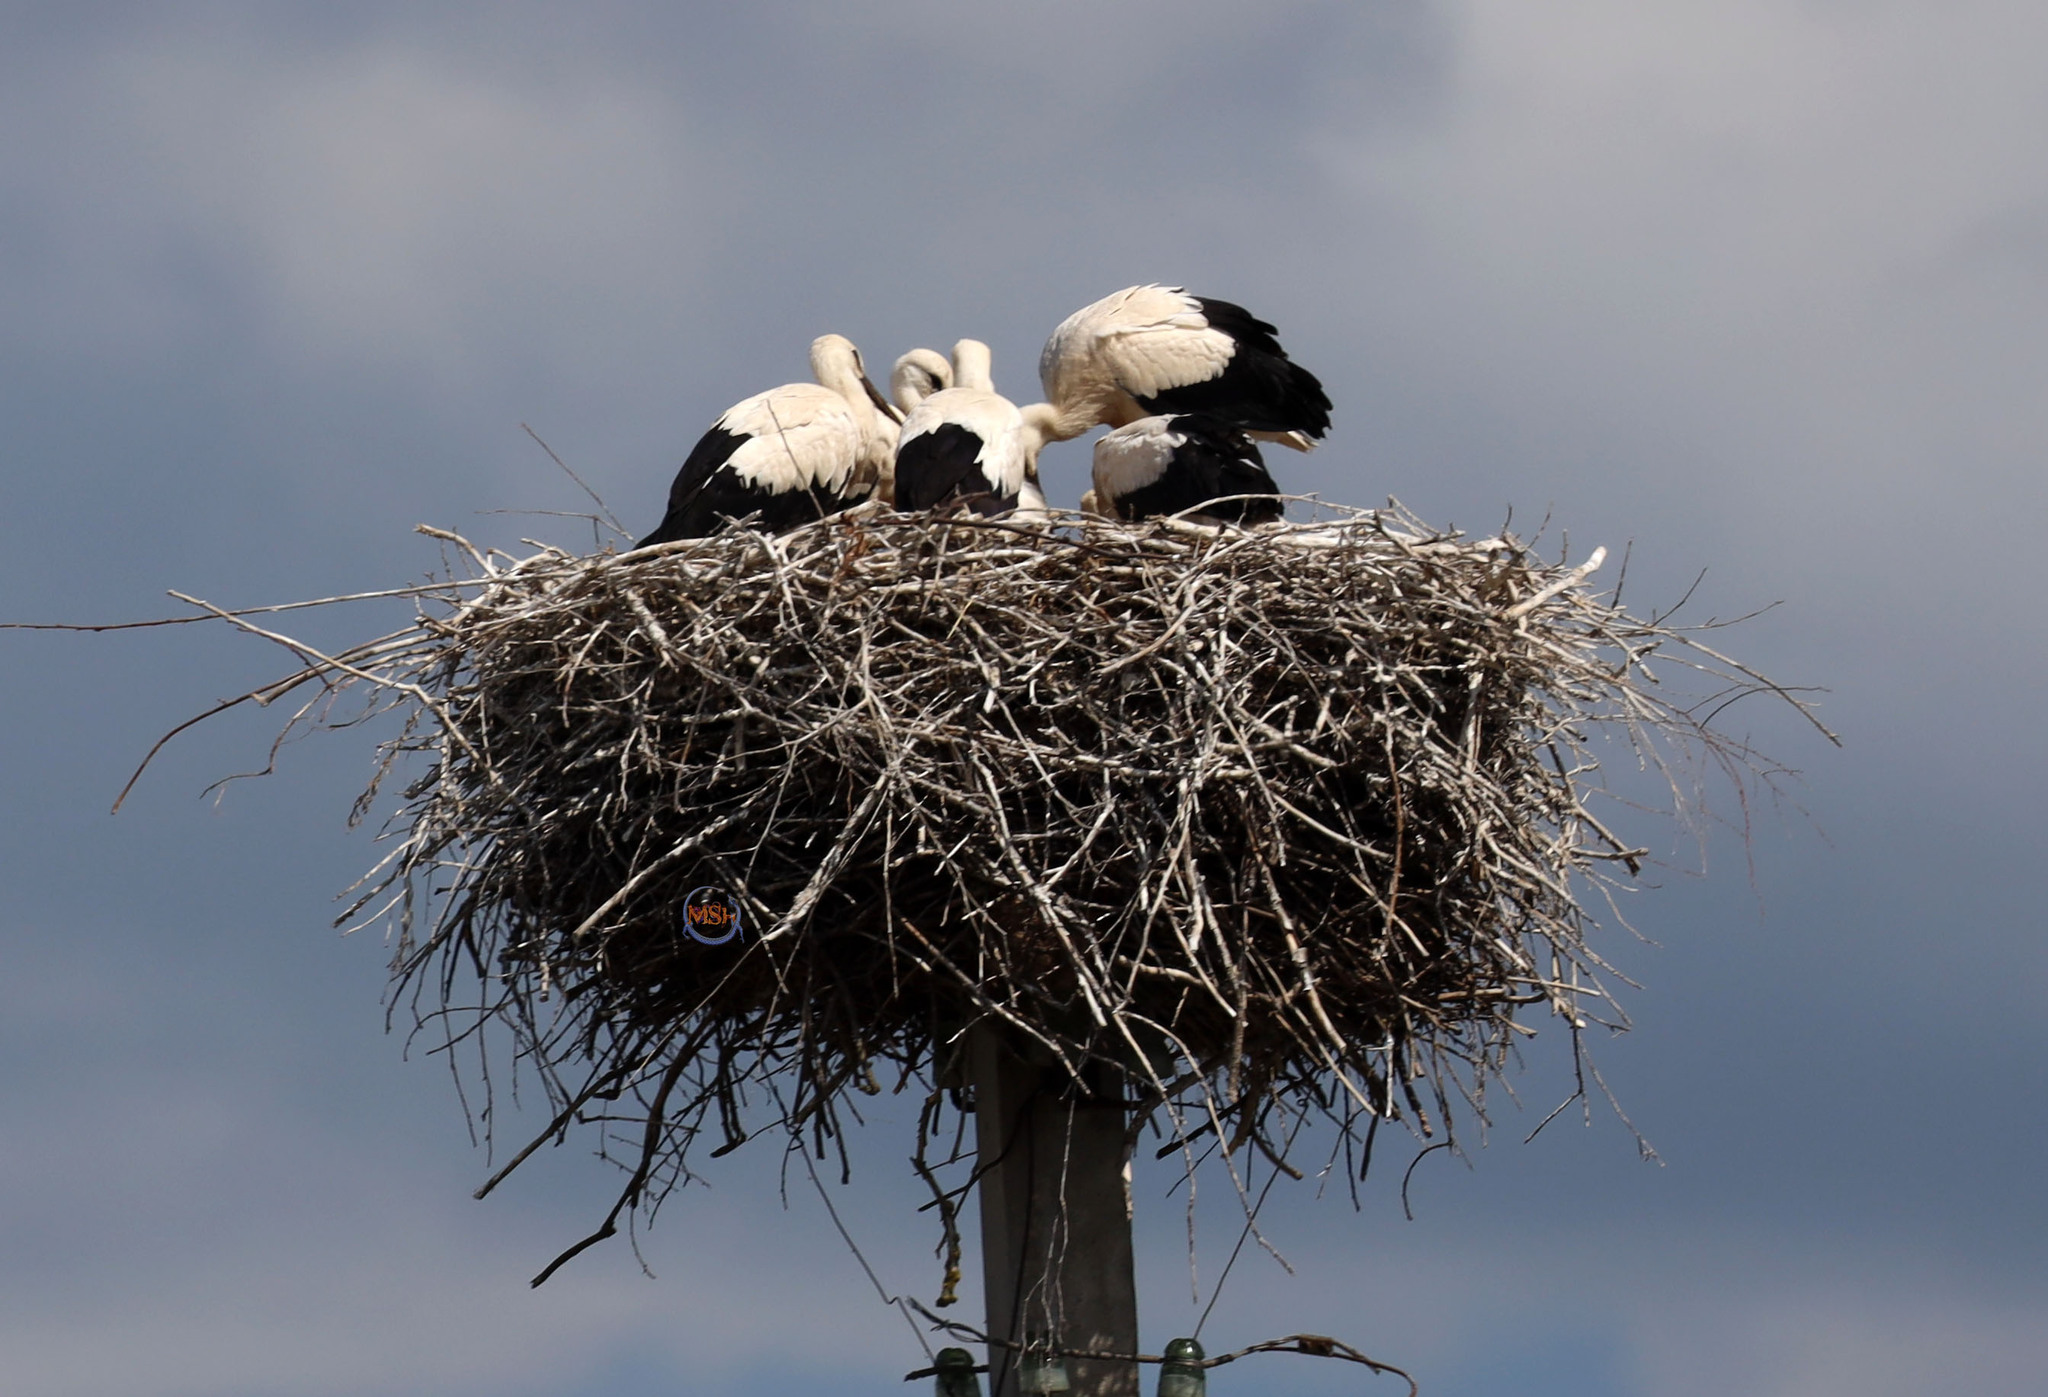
180,502,1812,1284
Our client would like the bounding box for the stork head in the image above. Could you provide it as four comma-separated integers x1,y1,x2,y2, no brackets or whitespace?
808,333,862,384
890,347,952,414
813,331,900,425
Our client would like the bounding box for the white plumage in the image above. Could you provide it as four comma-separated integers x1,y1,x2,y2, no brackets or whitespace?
1036,285,1332,450
714,387,865,493
637,334,899,546
1042,285,1230,408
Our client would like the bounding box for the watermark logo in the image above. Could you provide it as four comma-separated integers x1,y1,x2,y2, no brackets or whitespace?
682,887,743,946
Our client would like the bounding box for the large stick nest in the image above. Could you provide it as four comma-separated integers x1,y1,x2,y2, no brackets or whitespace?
198,503,1811,1283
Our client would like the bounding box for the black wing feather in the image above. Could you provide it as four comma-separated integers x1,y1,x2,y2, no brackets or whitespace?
1136,296,1333,441
637,425,846,546
894,424,1017,514
1111,416,1283,525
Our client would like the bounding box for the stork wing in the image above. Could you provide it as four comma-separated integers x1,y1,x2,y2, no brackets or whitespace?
894,388,1026,509
1041,285,1235,407
718,383,862,494
1095,322,1235,401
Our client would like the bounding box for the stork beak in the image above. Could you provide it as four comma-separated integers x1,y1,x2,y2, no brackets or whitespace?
862,373,904,425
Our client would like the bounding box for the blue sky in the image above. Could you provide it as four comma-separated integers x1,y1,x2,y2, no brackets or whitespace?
3,4,2044,1394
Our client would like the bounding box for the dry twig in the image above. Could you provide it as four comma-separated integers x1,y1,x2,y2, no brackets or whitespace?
136,502,1826,1287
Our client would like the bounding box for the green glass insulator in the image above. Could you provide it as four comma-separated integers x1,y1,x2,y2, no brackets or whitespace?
1157,1337,1206,1397
934,1347,982,1397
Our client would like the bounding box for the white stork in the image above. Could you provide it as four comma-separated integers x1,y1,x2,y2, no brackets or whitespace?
635,334,900,547
893,339,1056,516
1036,285,1332,450
881,348,955,506
1090,414,1284,525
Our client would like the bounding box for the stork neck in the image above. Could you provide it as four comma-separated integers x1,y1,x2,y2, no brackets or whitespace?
951,339,995,393
814,355,881,427
1021,400,1095,444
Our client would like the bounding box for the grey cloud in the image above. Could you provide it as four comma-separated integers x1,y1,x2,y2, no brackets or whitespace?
1,36,718,391
2,4,2043,1394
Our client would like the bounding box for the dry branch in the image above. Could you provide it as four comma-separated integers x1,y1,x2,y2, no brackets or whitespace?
144,502,1823,1286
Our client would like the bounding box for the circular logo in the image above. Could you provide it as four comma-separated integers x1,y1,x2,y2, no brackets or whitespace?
681,887,743,946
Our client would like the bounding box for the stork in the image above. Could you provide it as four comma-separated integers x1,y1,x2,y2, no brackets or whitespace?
1090,414,1284,525
880,348,955,506
634,335,900,547
1036,285,1331,450
952,338,1049,516
893,339,1056,516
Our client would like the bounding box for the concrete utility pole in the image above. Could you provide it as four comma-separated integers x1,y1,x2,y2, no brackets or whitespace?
972,1029,1140,1397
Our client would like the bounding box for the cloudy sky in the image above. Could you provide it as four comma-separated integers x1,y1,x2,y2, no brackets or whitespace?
3,3,2043,1394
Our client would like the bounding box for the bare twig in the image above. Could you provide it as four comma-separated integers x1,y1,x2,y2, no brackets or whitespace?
124,504,1818,1298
